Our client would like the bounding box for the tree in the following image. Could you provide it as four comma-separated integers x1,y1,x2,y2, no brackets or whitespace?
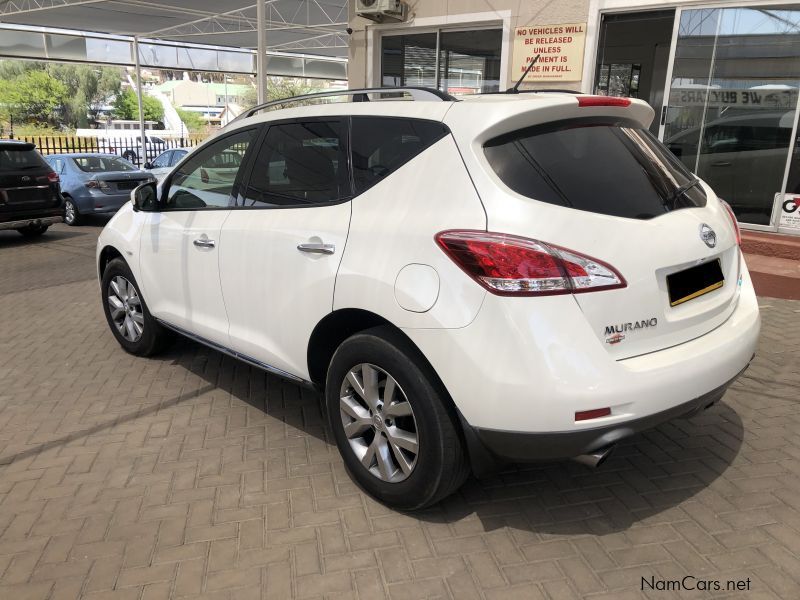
0,69,68,125
175,107,205,133
46,63,121,128
240,77,322,109
0,60,121,129
112,89,164,123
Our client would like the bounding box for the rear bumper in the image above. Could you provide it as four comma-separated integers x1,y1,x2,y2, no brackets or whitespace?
470,367,744,464
0,215,63,231
404,261,760,459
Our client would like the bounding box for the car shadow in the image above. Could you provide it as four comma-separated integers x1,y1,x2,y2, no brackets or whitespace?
160,335,743,535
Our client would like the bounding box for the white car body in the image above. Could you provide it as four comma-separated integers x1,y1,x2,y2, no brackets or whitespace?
97,90,760,496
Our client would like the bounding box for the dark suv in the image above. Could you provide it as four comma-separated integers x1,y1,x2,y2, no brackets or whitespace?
1,140,64,237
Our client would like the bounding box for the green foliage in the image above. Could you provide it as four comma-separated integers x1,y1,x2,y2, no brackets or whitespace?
111,89,164,123
240,77,323,109
175,107,205,133
46,63,121,128
0,69,68,124
0,60,121,129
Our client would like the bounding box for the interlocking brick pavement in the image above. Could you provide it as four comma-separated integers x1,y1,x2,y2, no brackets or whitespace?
1,222,799,599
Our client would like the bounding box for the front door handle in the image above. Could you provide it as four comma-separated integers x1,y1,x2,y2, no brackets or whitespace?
297,242,335,255
193,238,216,248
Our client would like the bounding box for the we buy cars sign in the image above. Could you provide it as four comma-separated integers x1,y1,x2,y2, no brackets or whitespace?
512,23,587,82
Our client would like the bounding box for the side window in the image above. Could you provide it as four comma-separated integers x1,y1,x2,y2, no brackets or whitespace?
171,150,187,166
152,152,171,168
351,117,449,194
242,120,347,207
166,129,255,210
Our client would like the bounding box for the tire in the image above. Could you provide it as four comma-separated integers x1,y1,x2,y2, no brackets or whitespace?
101,257,170,356
64,197,81,226
16,224,49,237
326,326,469,510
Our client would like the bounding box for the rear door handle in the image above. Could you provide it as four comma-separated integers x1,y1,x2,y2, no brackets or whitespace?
193,238,216,248
711,161,732,167
297,242,335,255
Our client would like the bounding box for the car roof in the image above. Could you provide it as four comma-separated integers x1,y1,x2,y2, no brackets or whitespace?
47,153,125,158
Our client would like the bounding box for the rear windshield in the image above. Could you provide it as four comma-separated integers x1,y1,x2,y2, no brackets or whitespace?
73,156,137,173
0,147,47,171
484,118,706,219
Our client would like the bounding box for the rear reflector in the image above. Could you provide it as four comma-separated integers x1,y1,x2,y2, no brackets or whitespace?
575,408,612,421
577,96,631,108
435,230,626,296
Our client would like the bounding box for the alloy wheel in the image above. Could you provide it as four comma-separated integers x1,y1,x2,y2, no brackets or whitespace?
64,200,76,225
107,276,144,342
339,363,419,483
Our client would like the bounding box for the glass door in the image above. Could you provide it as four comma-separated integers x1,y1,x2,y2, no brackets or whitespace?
661,5,800,229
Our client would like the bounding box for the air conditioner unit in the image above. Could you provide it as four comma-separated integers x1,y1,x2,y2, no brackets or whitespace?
356,0,408,23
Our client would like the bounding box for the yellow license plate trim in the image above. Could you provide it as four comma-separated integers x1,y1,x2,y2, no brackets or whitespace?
669,280,724,307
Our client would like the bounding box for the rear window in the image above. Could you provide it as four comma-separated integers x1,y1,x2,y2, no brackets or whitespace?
73,156,137,173
0,146,47,171
484,118,706,219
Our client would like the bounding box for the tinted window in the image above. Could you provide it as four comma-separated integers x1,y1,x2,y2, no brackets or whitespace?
0,147,47,171
166,129,255,210
351,117,449,194
484,118,706,219
242,121,346,207
73,156,137,172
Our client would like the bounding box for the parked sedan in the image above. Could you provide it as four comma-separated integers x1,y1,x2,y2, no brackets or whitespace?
144,148,188,182
44,154,155,225
1,140,63,237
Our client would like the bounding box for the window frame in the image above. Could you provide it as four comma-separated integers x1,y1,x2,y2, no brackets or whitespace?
159,127,259,212
234,116,354,211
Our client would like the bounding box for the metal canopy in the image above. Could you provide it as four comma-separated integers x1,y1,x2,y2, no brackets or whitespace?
0,0,349,57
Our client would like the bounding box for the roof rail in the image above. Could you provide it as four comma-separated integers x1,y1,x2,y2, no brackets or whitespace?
231,87,456,124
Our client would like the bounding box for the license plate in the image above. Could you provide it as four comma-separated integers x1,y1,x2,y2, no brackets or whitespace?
115,180,141,191
667,259,724,307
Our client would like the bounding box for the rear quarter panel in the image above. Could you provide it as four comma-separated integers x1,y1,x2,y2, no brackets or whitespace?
334,134,487,328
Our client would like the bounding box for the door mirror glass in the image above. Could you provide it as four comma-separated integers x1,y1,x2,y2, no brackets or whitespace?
132,181,158,212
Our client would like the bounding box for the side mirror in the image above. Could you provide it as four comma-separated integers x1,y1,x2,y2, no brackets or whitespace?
131,181,158,212
143,162,153,169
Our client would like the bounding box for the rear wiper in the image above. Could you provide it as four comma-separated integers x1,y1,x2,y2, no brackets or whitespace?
668,177,701,204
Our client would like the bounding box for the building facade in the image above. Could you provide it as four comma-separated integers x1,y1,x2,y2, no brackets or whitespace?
347,0,800,236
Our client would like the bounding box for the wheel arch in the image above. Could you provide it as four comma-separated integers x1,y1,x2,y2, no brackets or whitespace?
307,309,447,398
98,245,124,277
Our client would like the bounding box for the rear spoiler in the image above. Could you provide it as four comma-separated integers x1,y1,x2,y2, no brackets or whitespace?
445,95,655,149
0,141,36,151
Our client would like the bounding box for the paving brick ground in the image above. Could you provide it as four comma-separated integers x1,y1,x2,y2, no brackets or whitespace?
1,222,799,599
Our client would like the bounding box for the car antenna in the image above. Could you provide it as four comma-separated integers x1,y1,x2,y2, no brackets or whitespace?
506,54,540,94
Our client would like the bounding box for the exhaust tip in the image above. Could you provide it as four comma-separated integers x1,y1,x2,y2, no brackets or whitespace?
571,444,615,469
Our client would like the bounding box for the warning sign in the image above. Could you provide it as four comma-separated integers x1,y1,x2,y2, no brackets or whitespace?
512,23,587,82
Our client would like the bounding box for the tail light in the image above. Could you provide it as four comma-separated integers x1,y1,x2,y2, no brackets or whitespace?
577,96,631,108
719,199,741,246
47,171,59,183
86,180,111,192
435,230,626,296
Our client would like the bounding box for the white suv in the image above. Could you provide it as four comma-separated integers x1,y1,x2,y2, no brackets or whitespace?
97,88,760,510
